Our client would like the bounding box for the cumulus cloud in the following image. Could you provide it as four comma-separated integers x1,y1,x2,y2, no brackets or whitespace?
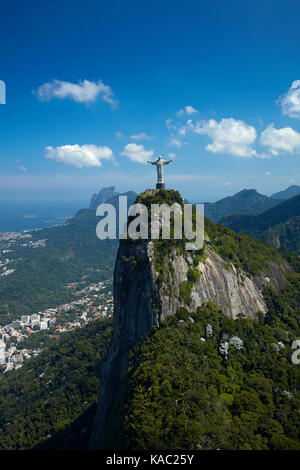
279,80,300,118
260,124,300,155
130,132,152,141
18,166,28,172
35,79,117,106
45,144,114,168
177,105,198,116
194,118,258,157
120,143,154,164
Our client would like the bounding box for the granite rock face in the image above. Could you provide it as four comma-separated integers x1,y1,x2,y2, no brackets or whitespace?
90,186,119,211
89,239,158,449
158,246,267,320
89,234,290,448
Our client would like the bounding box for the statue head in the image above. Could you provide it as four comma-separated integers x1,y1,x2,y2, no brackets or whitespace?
157,155,162,160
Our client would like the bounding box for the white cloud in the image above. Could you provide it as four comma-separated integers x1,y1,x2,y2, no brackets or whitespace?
177,105,198,116
130,132,152,141
18,166,28,172
35,79,117,106
265,171,271,176
120,143,154,164
260,124,300,155
168,153,176,158
166,118,177,131
279,80,300,118
178,119,194,136
115,132,124,139
194,118,258,157
169,138,183,148
45,144,113,168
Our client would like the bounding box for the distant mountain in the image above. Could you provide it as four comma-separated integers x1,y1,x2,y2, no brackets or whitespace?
105,191,137,209
271,185,300,200
90,186,119,210
204,189,282,222
221,194,300,255
89,187,137,218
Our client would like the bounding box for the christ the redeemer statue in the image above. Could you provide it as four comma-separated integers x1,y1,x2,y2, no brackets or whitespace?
148,155,172,189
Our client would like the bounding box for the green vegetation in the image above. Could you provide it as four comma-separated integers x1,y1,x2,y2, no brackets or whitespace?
105,272,300,450
136,189,183,208
262,216,300,256
192,248,207,266
178,269,201,305
179,281,193,305
0,319,112,450
2,270,300,451
1,189,299,451
204,218,286,276
135,190,288,277
187,268,200,283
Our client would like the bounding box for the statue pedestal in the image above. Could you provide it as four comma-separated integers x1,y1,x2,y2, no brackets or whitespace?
156,183,165,190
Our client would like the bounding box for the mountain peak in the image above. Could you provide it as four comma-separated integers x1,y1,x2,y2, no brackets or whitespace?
90,186,119,210
235,188,259,197
204,188,279,222
271,185,300,200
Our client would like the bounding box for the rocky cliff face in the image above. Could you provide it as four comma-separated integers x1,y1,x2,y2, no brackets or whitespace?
89,191,292,448
89,239,158,448
157,245,267,320
90,186,119,211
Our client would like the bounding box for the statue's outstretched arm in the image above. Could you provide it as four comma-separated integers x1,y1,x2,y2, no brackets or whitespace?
163,160,172,165
147,161,156,165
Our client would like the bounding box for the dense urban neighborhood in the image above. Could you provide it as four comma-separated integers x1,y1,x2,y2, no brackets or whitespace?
0,280,113,375
0,230,113,376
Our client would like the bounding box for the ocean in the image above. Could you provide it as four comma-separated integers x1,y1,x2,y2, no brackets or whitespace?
0,201,87,232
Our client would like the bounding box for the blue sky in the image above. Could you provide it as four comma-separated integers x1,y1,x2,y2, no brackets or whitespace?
1,0,300,204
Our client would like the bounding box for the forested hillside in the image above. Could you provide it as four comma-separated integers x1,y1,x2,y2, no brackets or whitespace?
103,272,300,450
0,209,118,324
220,194,300,238
262,216,300,255
220,194,300,257
0,318,112,450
